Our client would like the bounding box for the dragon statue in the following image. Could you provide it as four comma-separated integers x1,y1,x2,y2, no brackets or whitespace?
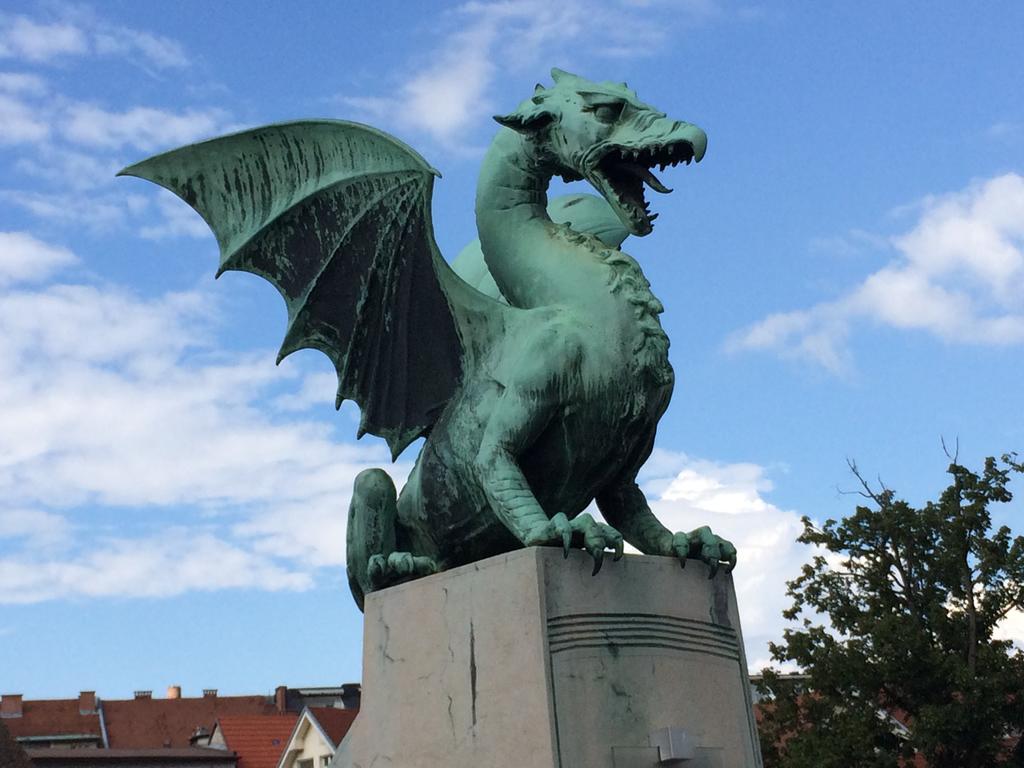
121,68,736,610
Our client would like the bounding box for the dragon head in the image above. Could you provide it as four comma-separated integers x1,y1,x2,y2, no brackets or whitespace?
495,68,707,237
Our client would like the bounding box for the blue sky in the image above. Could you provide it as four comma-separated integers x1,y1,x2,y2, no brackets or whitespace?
1,0,1022,699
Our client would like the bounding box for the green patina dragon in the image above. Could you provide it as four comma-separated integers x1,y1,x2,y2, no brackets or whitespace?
122,69,736,610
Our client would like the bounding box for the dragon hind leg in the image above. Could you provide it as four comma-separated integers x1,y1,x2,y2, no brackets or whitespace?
346,468,438,611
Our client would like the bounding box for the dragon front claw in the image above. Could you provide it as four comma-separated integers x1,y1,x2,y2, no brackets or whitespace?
524,512,573,555
524,512,624,575
670,526,737,578
575,512,625,575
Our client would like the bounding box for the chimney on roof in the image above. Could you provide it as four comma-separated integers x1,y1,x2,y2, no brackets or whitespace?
274,686,287,713
134,691,152,700
341,683,361,710
166,686,181,700
0,695,22,718
79,691,97,715
202,689,217,698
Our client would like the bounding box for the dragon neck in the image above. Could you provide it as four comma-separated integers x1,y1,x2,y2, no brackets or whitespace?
474,129,671,383
475,129,607,308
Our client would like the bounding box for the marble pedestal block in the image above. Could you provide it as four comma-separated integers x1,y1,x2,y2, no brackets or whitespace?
334,547,762,768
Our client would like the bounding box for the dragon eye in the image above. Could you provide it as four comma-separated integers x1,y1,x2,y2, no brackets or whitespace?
593,102,624,124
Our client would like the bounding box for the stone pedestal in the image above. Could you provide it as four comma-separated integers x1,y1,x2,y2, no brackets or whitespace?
334,547,762,768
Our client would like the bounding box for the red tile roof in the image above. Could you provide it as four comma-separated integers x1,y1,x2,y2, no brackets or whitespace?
307,707,357,748
215,715,298,768
103,696,278,749
2,698,102,744
26,747,237,765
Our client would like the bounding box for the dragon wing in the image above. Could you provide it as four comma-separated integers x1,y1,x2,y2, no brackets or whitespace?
120,120,504,459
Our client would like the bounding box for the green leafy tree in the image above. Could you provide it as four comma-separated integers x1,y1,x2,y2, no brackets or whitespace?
758,452,1024,768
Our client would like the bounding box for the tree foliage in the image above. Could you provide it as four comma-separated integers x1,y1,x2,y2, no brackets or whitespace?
758,453,1024,768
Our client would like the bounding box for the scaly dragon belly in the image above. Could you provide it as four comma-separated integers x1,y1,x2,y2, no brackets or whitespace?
523,373,673,511
404,366,673,568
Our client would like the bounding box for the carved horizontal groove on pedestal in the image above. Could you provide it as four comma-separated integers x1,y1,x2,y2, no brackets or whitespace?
547,612,740,661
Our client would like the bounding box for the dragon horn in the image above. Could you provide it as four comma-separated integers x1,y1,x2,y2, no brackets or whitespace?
551,67,581,84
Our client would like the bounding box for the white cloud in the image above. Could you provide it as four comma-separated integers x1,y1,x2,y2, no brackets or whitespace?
270,370,341,413
345,19,497,145
62,103,227,151
0,508,72,549
0,101,227,234
341,0,711,146
92,26,188,69
729,173,1024,372
893,176,1024,299
0,15,88,61
995,609,1024,649
0,91,50,143
0,231,77,285
0,80,229,231
659,460,779,516
14,145,121,191
340,4,503,146
0,530,312,603
0,71,47,94
0,189,143,232
632,449,807,670
139,189,214,240
0,11,187,70
0,67,219,230
0,239,397,603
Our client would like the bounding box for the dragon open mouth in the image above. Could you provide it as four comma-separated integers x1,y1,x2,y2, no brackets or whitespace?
588,139,697,236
